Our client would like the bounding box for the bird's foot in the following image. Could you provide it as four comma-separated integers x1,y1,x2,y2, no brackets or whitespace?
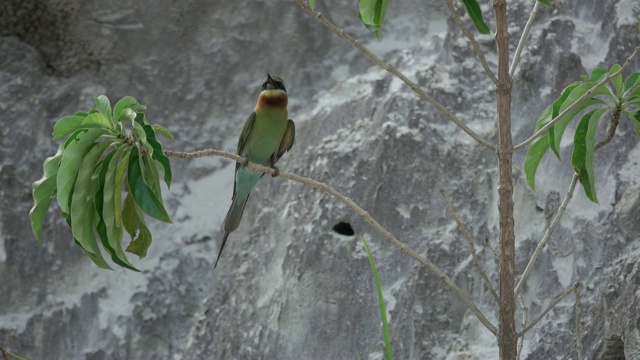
242,157,250,167
271,165,280,177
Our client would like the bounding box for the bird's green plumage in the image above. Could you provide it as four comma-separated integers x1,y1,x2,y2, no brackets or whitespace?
215,74,295,268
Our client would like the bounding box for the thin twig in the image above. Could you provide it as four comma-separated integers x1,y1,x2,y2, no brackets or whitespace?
165,148,498,335
515,174,578,296
439,189,500,303
509,1,540,78
517,296,527,360
574,283,583,360
293,0,497,152
518,283,579,337
444,0,499,85
514,45,640,151
484,237,500,259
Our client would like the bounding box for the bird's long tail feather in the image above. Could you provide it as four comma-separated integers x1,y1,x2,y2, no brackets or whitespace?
215,193,250,268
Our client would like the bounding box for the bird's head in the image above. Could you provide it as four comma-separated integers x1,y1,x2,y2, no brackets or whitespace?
262,73,287,93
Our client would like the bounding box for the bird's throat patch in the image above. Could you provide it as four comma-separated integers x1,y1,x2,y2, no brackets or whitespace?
256,90,288,109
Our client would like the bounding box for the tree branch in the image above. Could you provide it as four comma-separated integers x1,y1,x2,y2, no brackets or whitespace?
515,173,578,296
514,45,640,151
574,283,583,360
293,0,496,152
439,189,500,303
517,282,579,337
444,0,499,85
165,148,498,335
517,296,527,360
509,1,540,78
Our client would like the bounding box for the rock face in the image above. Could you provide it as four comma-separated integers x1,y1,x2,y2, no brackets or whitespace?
1,0,639,359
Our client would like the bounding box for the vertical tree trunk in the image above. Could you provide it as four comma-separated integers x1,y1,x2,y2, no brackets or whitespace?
493,0,517,359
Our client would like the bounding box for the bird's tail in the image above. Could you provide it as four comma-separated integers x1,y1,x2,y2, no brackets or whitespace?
215,194,250,268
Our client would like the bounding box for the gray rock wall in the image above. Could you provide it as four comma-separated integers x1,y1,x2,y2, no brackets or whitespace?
1,0,639,359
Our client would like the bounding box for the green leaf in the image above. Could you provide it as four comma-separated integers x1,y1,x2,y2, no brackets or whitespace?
460,0,491,34
610,64,623,97
95,95,113,124
152,124,175,141
82,113,113,130
549,75,612,160
358,0,390,38
30,145,64,243
623,72,640,93
113,96,146,122
137,116,172,187
571,108,608,203
309,0,316,12
114,150,129,228
630,110,640,137
100,145,138,271
70,140,112,255
52,116,86,139
122,191,153,258
57,128,107,214
360,236,392,360
132,120,153,158
127,146,172,223
524,106,553,190
549,98,607,160
537,0,552,7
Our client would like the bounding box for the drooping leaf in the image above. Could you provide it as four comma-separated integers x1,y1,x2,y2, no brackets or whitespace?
56,128,107,214
52,116,86,139
114,150,129,228
64,212,112,270
113,96,146,122
358,0,390,38
132,119,153,158
548,98,607,160
30,145,64,243
152,124,175,142
70,140,112,255
95,95,113,125
122,191,153,258
460,0,490,34
549,72,612,159
100,145,139,271
136,115,172,187
571,108,608,203
524,106,553,190
127,145,172,223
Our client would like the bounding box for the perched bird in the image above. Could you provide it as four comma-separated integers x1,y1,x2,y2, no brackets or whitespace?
215,74,295,268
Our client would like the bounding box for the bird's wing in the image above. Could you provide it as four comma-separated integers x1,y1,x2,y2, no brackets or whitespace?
273,119,295,165
236,112,256,171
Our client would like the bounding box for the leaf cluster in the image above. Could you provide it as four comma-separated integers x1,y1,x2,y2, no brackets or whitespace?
524,67,640,202
29,96,174,270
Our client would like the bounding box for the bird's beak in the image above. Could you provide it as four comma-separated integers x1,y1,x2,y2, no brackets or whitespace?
265,73,276,90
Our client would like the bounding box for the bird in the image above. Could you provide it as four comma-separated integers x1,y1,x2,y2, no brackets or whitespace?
215,73,295,268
